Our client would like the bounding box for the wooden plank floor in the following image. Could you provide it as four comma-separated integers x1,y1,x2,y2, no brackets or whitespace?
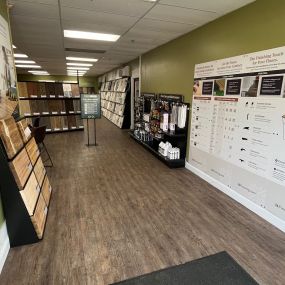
1,118,285,284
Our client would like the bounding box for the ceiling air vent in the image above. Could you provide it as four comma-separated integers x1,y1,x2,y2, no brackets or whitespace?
65,48,106,54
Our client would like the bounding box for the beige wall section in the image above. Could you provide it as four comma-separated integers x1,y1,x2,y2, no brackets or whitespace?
16,74,98,91
141,0,285,104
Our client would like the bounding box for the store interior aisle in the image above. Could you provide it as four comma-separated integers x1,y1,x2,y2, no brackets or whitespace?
1,118,285,285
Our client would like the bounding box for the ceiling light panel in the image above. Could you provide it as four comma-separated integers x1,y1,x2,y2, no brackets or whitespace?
66,57,98,62
67,67,89,70
64,30,120,42
16,65,41,68
15,60,36,64
66,62,93,67
14,53,28,58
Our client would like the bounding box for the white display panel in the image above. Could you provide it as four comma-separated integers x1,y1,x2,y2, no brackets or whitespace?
189,46,285,224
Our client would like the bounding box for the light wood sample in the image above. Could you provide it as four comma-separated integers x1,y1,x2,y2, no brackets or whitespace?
42,176,52,207
17,119,31,143
31,194,47,239
34,157,46,186
0,117,24,159
26,138,40,166
20,172,40,216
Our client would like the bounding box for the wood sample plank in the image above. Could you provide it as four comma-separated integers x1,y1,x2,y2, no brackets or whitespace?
31,194,47,239
26,138,40,166
20,172,40,216
19,100,31,116
9,148,32,189
0,117,24,159
17,119,32,143
42,176,52,207
71,84,80,97
18,82,28,98
34,157,46,186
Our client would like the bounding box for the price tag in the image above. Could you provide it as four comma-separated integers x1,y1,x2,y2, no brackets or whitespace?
46,129,52,132
63,127,68,131
58,95,64,98
41,95,47,98
30,95,37,98
69,111,74,114
79,126,84,129
50,95,55,98
42,112,49,115
71,126,76,129
52,112,58,114
19,97,25,99
60,111,66,114
54,128,60,131
24,113,31,116
24,127,31,139
28,163,33,171
33,112,40,115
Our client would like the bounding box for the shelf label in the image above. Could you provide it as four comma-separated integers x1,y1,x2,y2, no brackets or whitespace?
50,95,55,98
49,186,52,193
79,126,84,129
36,185,40,193
30,95,37,98
41,95,47,98
71,126,76,129
69,111,74,114
28,163,33,171
61,111,66,114
24,112,31,116
54,128,60,131
19,97,26,99
42,112,49,115
52,112,58,114
24,127,31,139
44,207,48,215
46,129,52,132
63,127,68,131
33,112,40,115
58,95,64,98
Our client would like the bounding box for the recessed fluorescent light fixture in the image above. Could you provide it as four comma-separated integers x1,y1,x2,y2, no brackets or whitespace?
15,65,41,68
64,30,120,42
66,62,93,67
29,71,49,75
12,45,16,48
38,80,55,82
66,57,98,62
15,60,35,64
67,67,89,70
14,53,28,58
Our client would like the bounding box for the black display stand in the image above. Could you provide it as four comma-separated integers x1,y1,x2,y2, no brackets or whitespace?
131,93,190,168
0,141,47,247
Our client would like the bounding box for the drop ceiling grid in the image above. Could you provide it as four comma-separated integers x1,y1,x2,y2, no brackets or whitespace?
10,0,256,76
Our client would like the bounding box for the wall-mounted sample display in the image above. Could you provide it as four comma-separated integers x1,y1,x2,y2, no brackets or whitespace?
131,93,189,168
18,81,85,133
100,77,131,129
189,45,285,227
0,117,53,246
0,117,24,159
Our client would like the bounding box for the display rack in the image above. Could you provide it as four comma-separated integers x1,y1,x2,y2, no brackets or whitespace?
18,81,87,133
100,77,131,129
0,117,52,246
130,93,190,168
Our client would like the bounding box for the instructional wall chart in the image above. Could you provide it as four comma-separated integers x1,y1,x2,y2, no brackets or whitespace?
189,46,285,223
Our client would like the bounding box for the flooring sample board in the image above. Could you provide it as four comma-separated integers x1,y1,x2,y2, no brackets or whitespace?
17,119,32,143
71,84,80,97
73,100,81,113
0,117,24,159
46,83,55,97
30,100,39,115
48,100,59,113
40,117,51,130
111,252,258,285
20,172,40,216
34,157,46,186
9,148,32,189
67,115,77,129
18,82,28,98
37,100,47,114
31,194,47,239
65,100,74,113
55,83,64,96
42,176,52,207
37,83,46,96
27,82,38,97
20,100,31,116
26,138,40,166
63,84,72,97
62,116,68,129
50,117,58,131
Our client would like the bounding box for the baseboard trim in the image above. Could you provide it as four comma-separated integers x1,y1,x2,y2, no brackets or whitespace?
185,161,285,233
0,222,10,274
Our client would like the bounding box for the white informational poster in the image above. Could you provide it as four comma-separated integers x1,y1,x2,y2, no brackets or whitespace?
189,46,285,224
0,15,17,99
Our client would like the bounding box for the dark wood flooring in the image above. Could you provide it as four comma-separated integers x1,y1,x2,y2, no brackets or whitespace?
1,118,285,284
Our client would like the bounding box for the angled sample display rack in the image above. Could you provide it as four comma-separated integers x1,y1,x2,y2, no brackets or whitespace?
131,93,190,168
100,77,131,129
18,81,87,133
0,117,52,246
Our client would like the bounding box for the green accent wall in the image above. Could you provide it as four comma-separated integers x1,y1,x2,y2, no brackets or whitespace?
0,0,8,227
17,74,98,91
141,0,285,160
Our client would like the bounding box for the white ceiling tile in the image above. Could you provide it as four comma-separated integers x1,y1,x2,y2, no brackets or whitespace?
10,0,59,19
64,38,113,51
145,4,217,25
159,0,255,14
60,0,155,17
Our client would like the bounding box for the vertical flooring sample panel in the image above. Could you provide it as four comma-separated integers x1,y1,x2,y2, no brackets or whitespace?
31,194,47,239
55,83,64,96
17,119,32,143
42,175,52,207
27,82,38,97
20,172,40,216
65,100,74,113
0,117,24,159
67,115,77,129
9,148,32,189
37,83,46,96
26,137,40,166
18,82,28,97
34,157,46,186
20,100,31,116
29,100,39,115
71,84,80,97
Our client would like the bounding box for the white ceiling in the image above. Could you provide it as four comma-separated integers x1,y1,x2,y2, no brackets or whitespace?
9,0,255,76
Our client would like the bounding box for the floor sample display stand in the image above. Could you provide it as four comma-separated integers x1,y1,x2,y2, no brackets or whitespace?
0,117,52,246
100,77,130,129
18,81,85,134
130,93,190,168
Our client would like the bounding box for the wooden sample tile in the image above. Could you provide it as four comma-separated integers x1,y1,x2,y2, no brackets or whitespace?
30,100,39,115
73,100,80,113
17,119,32,143
20,172,40,216
27,82,38,97
46,83,55,97
71,84,80,97
63,84,72,97
40,117,51,130
67,115,77,129
26,138,40,166
42,176,52,207
34,157,46,186
31,194,47,239
18,82,28,98
9,148,32,189
55,83,63,96
20,100,31,116
62,116,68,129
65,100,74,113
48,100,59,113
0,117,24,159
37,83,46,96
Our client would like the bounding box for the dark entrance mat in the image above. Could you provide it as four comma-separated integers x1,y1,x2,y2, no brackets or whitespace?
110,251,259,285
